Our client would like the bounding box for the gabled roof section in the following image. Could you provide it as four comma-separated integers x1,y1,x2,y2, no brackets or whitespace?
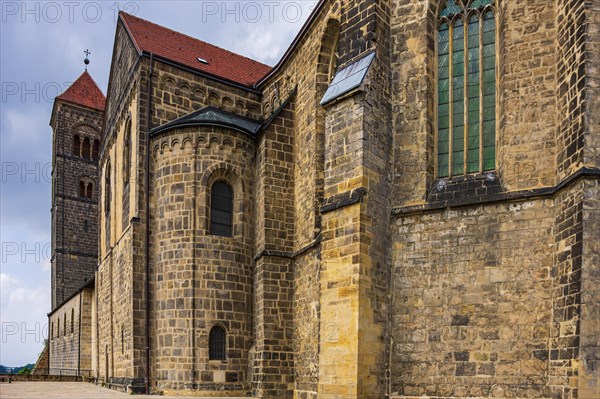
120,12,272,87
56,71,106,111
150,106,263,137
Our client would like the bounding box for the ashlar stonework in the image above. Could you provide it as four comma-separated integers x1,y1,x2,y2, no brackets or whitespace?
47,1,599,399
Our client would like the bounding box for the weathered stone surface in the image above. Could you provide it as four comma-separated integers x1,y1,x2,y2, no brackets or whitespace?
49,2,600,399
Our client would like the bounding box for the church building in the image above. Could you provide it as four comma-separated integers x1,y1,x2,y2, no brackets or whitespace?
45,1,599,398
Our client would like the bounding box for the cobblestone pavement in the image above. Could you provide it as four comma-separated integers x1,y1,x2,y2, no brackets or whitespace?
0,382,248,398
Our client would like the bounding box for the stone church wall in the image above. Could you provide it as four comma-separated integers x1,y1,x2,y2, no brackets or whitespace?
149,126,255,395
48,286,94,376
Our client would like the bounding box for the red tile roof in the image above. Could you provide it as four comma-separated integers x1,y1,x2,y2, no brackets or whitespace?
120,12,273,87
57,71,106,111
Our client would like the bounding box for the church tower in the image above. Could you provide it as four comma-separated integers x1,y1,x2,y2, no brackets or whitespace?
49,69,105,309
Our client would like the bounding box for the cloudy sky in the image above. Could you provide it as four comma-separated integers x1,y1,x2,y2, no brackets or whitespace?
0,0,318,367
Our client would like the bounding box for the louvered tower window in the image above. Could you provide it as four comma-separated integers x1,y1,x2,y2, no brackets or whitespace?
437,0,496,177
209,326,226,360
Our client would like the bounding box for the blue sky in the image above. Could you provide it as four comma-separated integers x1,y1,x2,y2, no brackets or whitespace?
0,0,317,367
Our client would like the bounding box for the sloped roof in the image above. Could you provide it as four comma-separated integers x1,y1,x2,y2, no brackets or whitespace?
150,106,263,137
120,12,272,87
57,71,106,111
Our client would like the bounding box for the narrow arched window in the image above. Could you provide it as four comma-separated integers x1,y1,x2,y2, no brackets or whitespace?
63,314,67,336
73,135,81,156
82,138,91,159
328,28,340,81
105,162,111,214
79,181,86,197
86,183,93,199
209,326,226,360
92,140,100,160
123,120,131,184
437,0,496,177
51,322,54,340
71,309,74,334
210,181,233,237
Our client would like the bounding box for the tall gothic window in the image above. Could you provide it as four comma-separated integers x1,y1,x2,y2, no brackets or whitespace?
210,181,233,237
209,326,226,360
123,120,131,184
105,162,111,214
437,0,496,178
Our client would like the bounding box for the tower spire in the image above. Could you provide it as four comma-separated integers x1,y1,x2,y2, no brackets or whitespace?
84,49,91,71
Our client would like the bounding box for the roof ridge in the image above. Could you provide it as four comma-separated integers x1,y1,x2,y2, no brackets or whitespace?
119,11,271,69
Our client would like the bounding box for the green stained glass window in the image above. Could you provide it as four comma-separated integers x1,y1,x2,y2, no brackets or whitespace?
437,23,450,177
452,19,465,176
467,15,480,173
437,1,496,177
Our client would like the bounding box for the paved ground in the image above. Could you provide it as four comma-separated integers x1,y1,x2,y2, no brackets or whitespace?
0,382,247,398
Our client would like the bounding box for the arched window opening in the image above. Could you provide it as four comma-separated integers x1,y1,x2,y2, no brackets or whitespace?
437,0,496,177
79,181,86,197
63,314,66,336
105,162,111,214
328,29,340,81
73,135,81,156
123,120,131,184
86,183,93,199
51,322,54,340
104,161,112,250
209,326,226,360
210,181,233,237
121,325,125,354
92,140,100,160
82,138,91,159
71,309,74,334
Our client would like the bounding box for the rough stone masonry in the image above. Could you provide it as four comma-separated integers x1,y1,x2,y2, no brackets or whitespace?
46,1,599,398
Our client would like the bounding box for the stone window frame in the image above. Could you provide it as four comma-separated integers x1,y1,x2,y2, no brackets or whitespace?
200,164,245,239
122,117,132,185
70,308,74,334
104,159,112,253
79,177,94,199
209,180,234,237
208,324,227,361
432,0,503,181
71,125,101,160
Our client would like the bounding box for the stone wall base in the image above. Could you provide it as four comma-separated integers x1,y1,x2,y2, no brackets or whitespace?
107,377,147,394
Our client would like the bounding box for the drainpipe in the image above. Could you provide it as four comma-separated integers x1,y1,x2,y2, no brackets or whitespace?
47,315,51,375
145,52,154,395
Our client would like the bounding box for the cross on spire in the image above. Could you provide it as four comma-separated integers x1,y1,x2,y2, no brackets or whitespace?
84,49,91,71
